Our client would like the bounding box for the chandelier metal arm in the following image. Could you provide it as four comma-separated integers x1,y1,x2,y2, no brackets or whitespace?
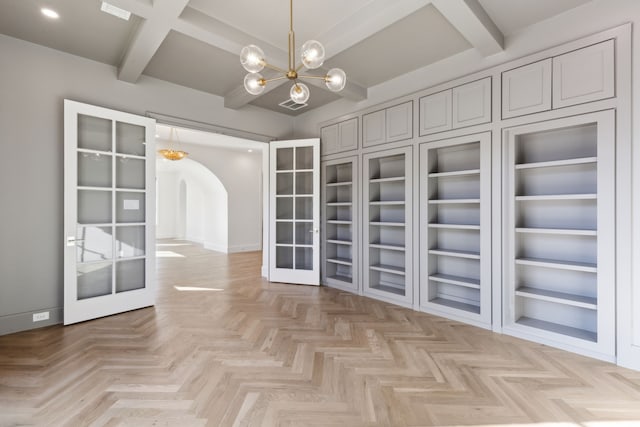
261,61,288,74
262,75,288,84
298,74,330,81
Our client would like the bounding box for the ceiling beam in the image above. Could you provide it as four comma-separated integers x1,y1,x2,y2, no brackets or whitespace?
431,0,504,56
117,0,191,83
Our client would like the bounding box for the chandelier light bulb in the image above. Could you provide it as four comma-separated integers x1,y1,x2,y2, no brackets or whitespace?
240,45,265,73
290,82,310,104
244,73,265,95
301,40,325,69
325,68,347,92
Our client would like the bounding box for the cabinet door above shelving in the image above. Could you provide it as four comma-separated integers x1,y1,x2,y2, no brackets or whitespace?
502,59,552,119
452,78,491,129
419,90,452,136
320,124,338,156
338,118,358,152
386,101,413,143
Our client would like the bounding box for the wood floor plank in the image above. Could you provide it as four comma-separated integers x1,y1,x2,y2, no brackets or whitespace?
1,240,640,426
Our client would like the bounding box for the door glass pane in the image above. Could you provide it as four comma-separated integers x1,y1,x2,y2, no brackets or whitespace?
295,222,313,245
276,222,293,244
277,147,294,170
277,173,294,195
78,190,112,224
276,246,293,268
296,146,313,170
77,261,112,300
78,114,112,152
76,226,113,262
116,122,146,156
295,197,312,220
116,226,145,258
78,153,112,187
295,247,313,270
277,197,293,219
116,191,145,223
295,172,313,195
116,157,145,189
116,259,145,292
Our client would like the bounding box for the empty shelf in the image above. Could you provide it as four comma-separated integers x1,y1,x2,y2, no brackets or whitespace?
428,169,480,178
369,222,405,227
369,284,405,296
429,273,480,289
370,264,405,275
428,199,480,204
428,223,480,230
327,257,352,266
327,202,352,206
428,249,481,260
327,274,352,283
430,297,480,314
369,201,405,205
515,194,597,201
515,157,597,170
327,220,352,224
369,243,405,251
516,227,597,236
515,257,596,273
515,286,597,310
369,176,405,183
516,317,597,342
326,181,352,187
326,239,352,245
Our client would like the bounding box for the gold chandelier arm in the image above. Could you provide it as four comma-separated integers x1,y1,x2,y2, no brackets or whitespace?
262,75,288,84
298,74,329,81
295,63,306,72
288,0,295,71
262,61,288,74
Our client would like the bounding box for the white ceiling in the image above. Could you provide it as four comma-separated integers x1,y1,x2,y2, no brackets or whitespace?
0,0,595,116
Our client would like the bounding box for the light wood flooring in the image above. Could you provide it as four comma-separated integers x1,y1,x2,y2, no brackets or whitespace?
1,240,640,427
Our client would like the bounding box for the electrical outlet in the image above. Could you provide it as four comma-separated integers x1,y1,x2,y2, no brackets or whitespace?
33,311,50,322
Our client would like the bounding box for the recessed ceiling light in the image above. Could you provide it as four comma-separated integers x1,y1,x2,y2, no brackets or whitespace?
41,8,59,19
248,149,253,153
100,2,131,21
155,134,160,138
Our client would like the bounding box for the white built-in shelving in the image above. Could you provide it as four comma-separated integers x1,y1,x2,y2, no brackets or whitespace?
419,133,491,327
362,147,412,306
503,111,615,360
322,157,358,292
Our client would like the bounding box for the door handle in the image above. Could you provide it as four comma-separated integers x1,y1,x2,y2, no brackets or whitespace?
66,236,85,247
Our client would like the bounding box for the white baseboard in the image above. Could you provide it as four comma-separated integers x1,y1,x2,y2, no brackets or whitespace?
227,243,261,253
204,241,228,253
0,307,63,336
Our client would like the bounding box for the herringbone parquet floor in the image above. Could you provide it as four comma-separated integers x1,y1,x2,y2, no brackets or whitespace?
1,240,640,427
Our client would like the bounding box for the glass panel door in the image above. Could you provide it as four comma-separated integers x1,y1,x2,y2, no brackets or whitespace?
64,100,156,325
269,139,320,285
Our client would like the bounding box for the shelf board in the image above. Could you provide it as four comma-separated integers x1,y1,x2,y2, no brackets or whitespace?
369,201,405,205
515,257,597,273
428,199,480,204
430,297,481,314
369,284,405,296
327,220,352,225
369,243,405,251
327,202,352,206
515,286,597,310
77,186,111,192
429,273,480,290
369,222,405,227
116,188,146,193
515,194,597,201
369,176,405,183
428,168,480,178
327,274,352,284
326,181,352,187
515,157,597,170
327,257,352,266
326,239,352,246
370,264,405,275
428,248,481,260
516,317,597,342
515,227,597,236
428,223,480,230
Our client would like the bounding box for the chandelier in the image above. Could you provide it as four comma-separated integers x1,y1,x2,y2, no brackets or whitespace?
239,0,346,105
158,127,188,161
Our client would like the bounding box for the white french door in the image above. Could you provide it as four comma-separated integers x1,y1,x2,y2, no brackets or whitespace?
269,139,320,285
63,100,156,325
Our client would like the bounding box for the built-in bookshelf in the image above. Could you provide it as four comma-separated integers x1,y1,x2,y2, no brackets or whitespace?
503,111,615,360
362,147,412,306
419,133,491,327
322,157,358,292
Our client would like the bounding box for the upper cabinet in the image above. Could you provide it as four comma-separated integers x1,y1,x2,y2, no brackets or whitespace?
321,117,358,156
419,78,491,137
553,40,615,109
363,101,413,147
502,59,552,119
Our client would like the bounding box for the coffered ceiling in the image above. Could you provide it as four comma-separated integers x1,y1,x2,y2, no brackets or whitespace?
0,0,593,116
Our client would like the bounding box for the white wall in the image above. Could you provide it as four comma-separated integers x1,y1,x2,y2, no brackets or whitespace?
156,171,179,238
0,33,293,335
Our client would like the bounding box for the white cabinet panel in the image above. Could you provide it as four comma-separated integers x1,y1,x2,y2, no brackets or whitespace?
502,59,552,119
363,110,386,147
419,90,452,136
553,40,615,108
452,78,491,128
339,118,358,152
386,101,413,143
320,124,338,156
